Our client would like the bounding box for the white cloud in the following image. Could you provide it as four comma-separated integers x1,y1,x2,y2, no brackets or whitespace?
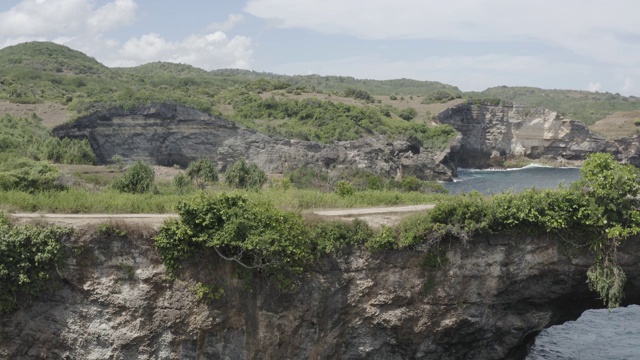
0,1,253,70
244,0,640,66
86,0,137,33
621,77,634,92
207,13,245,32
109,32,253,70
587,82,602,92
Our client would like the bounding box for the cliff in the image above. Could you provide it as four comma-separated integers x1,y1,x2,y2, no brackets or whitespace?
52,104,455,181
437,103,614,168
2,228,640,359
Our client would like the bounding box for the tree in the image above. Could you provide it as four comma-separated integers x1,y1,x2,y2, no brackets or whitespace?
577,153,640,309
186,159,218,189
398,107,417,121
224,159,267,191
111,161,155,194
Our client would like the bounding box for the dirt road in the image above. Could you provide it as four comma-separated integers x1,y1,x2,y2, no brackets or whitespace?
10,204,435,229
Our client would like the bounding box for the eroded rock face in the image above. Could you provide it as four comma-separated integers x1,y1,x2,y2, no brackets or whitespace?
52,104,454,181
2,230,640,359
437,104,613,168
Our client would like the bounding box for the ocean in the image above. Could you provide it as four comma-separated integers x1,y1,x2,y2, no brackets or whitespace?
442,165,640,359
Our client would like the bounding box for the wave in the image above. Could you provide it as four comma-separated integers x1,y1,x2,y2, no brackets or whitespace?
458,164,579,173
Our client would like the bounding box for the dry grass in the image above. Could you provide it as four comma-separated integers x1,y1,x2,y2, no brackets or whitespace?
589,110,640,139
0,101,69,128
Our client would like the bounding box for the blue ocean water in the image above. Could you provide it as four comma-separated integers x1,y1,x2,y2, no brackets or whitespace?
443,165,581,195
442,165,640,359
527,305,640,359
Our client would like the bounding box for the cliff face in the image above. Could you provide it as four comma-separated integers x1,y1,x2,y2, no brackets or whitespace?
52,104,455,181
3,229,640,360
437,104,613,168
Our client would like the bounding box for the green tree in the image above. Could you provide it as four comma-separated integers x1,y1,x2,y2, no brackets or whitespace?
186,159,218,189
111,161,156,194
224,159,267,191
576,153,640,309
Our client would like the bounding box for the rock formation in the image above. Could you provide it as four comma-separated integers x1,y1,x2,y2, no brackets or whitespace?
437,103,613,168
2,229,639,359
52,104,455,181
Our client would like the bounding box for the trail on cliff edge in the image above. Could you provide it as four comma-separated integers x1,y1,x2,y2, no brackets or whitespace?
11,204,435,229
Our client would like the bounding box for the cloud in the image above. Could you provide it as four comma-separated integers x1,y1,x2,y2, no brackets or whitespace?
207,13,245,32
109,31,253,70
244,0,640,66
587,82,602,92
0,1,253,70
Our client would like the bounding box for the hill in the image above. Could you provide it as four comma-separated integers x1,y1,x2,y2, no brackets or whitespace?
0,41,639,131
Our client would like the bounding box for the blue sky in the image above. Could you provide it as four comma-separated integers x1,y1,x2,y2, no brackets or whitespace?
0,0,639,95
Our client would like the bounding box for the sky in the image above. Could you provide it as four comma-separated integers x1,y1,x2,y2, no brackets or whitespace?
0,0,639,95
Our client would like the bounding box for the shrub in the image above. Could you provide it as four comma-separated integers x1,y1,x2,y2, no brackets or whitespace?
224,159,267,191
186,159,218,189
334,180,354,197
154,193,312,277
397,107,418,121
172,173,192,194
111,161,156,194
0,218,71,314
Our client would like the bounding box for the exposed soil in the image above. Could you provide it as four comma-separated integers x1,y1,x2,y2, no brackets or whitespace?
11,204,435,229
0,101,69,127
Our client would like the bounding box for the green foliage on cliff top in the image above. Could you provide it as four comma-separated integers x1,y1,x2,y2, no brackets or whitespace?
0,213,71,314
389,153,640,309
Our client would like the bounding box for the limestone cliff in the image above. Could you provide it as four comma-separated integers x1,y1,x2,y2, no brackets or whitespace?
437,103,614,168
2,228,640,359
52,104,455,181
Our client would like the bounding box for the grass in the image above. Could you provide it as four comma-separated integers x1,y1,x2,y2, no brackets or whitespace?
0,187,447,214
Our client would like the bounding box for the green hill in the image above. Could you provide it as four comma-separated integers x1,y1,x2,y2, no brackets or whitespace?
1,41,639,130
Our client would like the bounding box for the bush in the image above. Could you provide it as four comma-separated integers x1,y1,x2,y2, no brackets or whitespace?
397,107,418,121
186,159,218,189
334,180,354,196
172,173,192,194
224,159,267,191
0,218,71,314
0,158,61,193
421,90,461,104
154,193,312,277
111,161,156,194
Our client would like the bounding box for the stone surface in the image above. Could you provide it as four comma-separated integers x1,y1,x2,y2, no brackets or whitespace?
2,229,640,359
437,103,614,168
52,104,455,181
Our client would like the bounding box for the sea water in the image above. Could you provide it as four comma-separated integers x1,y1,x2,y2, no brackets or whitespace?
443,165,581,195
526,305,640,359
442,165,640,359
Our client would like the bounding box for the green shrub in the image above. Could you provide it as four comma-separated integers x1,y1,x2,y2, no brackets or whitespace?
334,180,354,196
111,161,156,194
0,218,71,314
186,159,218,189
154,192,312,277
224,159,267,191
421,90,461,104
172,173,192,194
397,107,418,121
0,157,61,193
286,166,329,189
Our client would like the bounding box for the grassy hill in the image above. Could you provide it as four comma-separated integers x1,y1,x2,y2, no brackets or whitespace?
1,41,639,137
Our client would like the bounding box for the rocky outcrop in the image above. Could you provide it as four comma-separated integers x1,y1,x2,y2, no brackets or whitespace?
2,229,640,359
437,103,614,168
52,104,454,181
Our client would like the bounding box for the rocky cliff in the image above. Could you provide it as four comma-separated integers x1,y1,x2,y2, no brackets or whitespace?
52,104,455,181
437,103,615,168
2,228,640,359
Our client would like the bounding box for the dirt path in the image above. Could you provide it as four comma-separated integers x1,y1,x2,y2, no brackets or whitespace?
10,204,435,229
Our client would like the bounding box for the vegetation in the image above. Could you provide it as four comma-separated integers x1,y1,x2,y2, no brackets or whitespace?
421,90,462,104
224,159,267,191
111,161,156,194
185,159,218,189
0,213,71,314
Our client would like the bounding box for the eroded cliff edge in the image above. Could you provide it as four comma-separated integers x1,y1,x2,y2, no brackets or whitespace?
52,104,455,181
2,229,640,360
